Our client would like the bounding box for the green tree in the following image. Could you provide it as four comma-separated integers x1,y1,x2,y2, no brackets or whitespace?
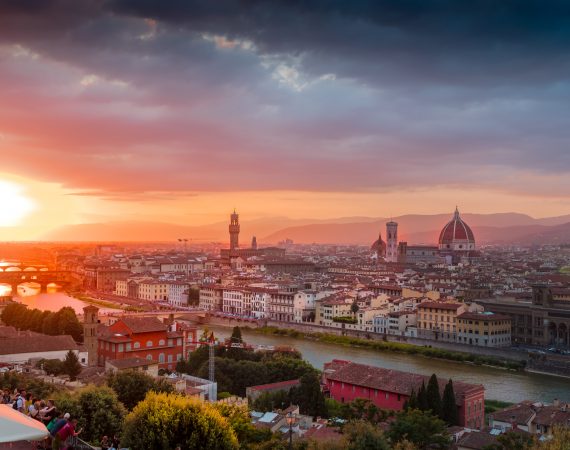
177,345,210,375
426,374,442,417
40,358,64,376
388,409,449,450
405,389,418,410
121,392,238,450
440,379,459,425
482,431,536,450
107,369,174,410
55,385,126,444
214,402,273,449
343,420,390,450
0,372,59,399
188,287,200,306
538,425,570,450
350,300,359,314
292,371,327,418
55,307,83,341
230,326,243,343
62,350,82,381
417,382,429,411
253,390,291,412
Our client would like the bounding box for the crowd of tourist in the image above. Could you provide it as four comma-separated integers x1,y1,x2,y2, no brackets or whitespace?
1,387,120,450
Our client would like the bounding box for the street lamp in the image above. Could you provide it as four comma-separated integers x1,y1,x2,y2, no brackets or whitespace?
286,411,296,450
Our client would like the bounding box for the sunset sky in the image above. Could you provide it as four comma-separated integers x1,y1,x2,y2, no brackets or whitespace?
1,1,570,240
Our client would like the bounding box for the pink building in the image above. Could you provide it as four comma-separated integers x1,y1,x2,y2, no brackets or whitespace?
323,360,485,429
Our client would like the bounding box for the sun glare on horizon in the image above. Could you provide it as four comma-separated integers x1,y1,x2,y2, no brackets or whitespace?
0,180,35,226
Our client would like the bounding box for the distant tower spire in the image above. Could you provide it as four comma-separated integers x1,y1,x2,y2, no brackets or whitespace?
229,210,240,251
251,236,258,250
454,206,460,219
386,220,398,263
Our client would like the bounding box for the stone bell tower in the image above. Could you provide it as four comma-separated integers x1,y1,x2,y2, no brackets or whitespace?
229,209,240,251
386,221,398,263
83,305,99,367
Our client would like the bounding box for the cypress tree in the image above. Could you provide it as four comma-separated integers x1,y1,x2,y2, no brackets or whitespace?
406,389,418,410
426,374,442,416
230,326,242,343
441,379,459,425
417,381,429,411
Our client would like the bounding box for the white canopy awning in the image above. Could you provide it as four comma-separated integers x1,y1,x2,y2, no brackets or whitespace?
0,405,49,443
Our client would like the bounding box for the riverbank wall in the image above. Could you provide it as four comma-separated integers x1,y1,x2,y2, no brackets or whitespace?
204,316,527,362
260,320,529,362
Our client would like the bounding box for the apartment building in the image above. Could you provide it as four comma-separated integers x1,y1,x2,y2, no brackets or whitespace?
456,311,511,347
417,301,466,341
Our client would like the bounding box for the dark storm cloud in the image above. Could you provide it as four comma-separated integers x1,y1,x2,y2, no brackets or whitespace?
108,0,570,86
0,0,569,197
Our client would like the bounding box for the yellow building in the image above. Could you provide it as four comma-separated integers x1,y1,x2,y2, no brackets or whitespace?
138,280,170,302
457,312,511,347
417,301,466,341
316,297,353,325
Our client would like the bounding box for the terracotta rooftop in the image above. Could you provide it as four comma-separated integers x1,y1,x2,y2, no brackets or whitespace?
324,360,483,404
456,431,498,449
303,426,342,443
491,401,536,425
0,334,78,355
119,316,167,333
533,405,570,427
457,312,511,322
107,357,157,370
248,379,300,392
417,301,463,310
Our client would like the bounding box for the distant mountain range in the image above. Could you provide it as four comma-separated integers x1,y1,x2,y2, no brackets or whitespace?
38,212,570,245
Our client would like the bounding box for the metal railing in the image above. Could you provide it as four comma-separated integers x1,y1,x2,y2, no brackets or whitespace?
66,435,97,450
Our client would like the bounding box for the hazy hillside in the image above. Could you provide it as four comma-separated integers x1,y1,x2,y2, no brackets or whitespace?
263,218,570,245
42,216,333,242
39,212,570,244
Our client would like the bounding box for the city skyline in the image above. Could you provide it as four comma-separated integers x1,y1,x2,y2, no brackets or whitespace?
1,1,570,240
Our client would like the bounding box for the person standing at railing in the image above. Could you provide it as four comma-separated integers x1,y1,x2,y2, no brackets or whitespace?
52,416,82,450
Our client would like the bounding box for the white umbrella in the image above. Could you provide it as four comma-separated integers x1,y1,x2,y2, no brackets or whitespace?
0,404,49,443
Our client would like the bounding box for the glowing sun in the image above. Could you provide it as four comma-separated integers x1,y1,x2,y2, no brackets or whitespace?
0,180,35,226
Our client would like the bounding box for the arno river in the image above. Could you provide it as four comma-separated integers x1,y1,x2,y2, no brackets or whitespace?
9,290,570,404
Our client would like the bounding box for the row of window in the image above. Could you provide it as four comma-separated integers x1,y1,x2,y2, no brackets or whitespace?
331,381,402,402
457,329,510,335
100,338,182,351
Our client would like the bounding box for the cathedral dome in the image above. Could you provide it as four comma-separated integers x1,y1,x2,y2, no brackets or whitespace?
438,208,475,251
371,233,386,256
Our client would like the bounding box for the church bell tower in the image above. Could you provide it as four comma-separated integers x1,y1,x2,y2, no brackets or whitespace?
83,305,99,367
386,221,398,263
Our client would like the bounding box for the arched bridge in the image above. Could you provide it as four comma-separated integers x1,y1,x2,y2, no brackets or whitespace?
0,270,81,293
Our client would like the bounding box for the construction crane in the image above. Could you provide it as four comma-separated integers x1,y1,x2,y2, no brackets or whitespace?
208,332,215,383
187,331,218,384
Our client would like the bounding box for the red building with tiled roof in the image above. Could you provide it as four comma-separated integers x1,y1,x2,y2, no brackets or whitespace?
97,316,197,371
323,360,485,429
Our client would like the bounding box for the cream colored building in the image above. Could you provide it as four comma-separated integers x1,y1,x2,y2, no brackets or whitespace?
457,311,511,347
417,301,466,341
199,285,224,311
138,280,170,302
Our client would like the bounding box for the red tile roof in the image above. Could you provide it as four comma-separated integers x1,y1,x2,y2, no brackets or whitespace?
120,317,167,333
417,301,463,310
325,360,483,405
248,379,300,392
